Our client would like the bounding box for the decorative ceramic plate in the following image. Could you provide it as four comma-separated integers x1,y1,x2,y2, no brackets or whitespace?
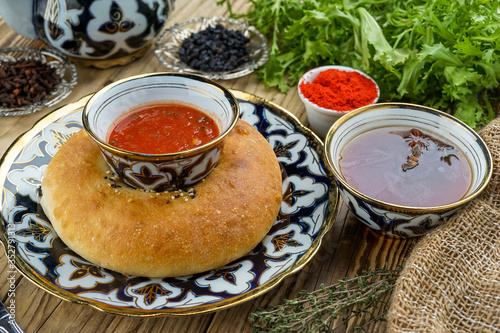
0,47,78,117
0,90,338,316
154,17,269,80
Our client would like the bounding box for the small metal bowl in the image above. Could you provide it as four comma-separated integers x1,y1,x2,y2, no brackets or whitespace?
0,47,78,117
154,16,269,80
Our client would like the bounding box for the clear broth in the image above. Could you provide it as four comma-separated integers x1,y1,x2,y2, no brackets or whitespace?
339,127,472,207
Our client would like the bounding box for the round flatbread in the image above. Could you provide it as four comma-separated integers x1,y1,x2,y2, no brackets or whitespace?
41,120,282,277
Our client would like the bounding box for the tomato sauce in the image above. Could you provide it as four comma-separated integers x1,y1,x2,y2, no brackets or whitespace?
108,104,220,154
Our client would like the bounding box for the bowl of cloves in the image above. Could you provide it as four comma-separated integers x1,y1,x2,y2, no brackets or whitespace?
0,47,78,117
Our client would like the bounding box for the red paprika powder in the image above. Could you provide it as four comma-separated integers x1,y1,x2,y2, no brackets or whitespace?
299,68,378,111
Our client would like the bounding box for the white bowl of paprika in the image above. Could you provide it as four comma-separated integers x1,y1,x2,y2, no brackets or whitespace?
298,65,380,138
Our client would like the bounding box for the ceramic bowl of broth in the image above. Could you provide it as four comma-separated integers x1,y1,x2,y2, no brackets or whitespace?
324,103,492,237
83,72,240,192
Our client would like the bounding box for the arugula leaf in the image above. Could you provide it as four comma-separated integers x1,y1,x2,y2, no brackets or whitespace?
217,0,500,128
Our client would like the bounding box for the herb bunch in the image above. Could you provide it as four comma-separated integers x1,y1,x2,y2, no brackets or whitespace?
249,267,402,332
217,0,500,128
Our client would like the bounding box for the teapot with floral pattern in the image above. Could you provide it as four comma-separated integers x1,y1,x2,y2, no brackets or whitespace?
0,0,174,68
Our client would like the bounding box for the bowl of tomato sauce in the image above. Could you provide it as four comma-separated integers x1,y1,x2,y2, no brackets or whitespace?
298,65,380,138
82,72,240,192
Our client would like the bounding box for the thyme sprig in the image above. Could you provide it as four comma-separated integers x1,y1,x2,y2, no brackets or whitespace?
250,266,402,332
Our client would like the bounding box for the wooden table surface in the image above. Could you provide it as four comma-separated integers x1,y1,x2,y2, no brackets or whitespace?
0,1,416,332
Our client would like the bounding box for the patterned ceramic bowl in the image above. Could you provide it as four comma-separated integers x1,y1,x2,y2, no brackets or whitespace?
82,72,239,192
298,65,379,138
324,103,492,237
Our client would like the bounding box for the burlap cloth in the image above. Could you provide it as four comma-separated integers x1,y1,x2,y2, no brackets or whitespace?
387,118,500,332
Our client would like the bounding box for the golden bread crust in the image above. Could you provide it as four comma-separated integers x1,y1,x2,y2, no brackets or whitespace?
40,120,282,277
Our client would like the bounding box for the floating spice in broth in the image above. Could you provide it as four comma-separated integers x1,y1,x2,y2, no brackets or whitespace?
339,127,472,207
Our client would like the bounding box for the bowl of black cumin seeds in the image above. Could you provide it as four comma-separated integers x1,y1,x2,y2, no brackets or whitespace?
154,17,269,80
0,47,78,117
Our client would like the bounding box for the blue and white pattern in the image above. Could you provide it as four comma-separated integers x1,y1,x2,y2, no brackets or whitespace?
0,91,338,316
337,180,462,237
38,0,173,60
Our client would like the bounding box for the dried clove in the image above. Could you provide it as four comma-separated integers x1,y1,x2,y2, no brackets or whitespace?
0,58,61,108
391,128,456,172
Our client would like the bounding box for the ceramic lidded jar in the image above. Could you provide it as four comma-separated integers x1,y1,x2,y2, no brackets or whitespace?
0,0,174,68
